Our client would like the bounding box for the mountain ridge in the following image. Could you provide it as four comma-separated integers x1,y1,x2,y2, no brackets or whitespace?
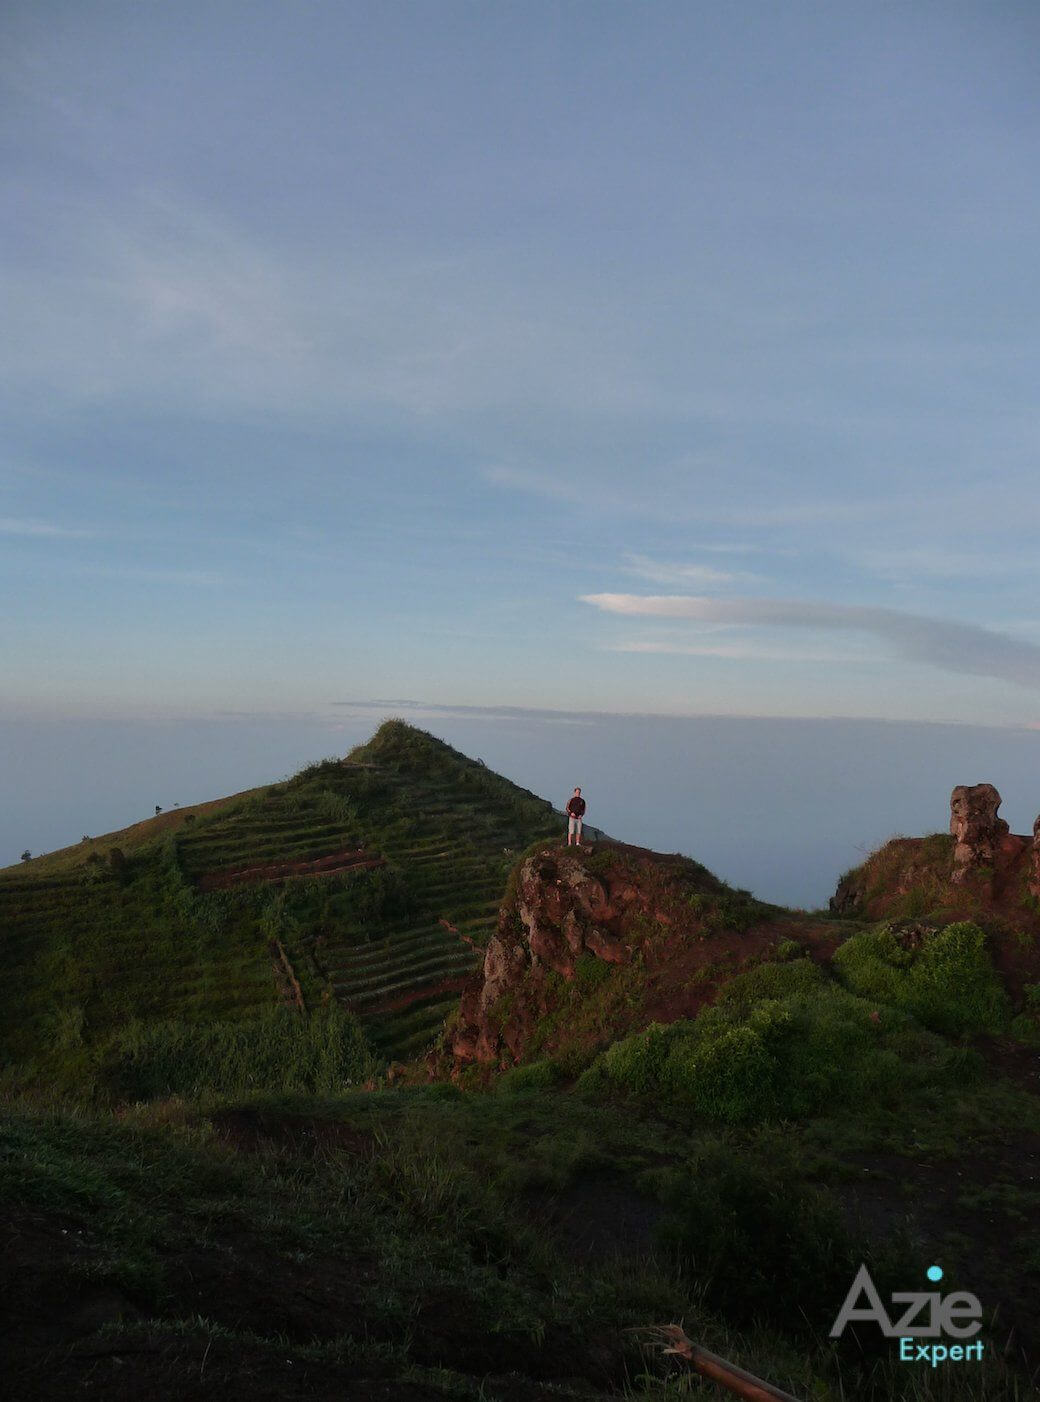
0,721,563,1082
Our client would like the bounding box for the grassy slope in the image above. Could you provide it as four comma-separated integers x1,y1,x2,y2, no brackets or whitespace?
4,731,1040,1398
0,721,560,1084
3,1067,1038,1401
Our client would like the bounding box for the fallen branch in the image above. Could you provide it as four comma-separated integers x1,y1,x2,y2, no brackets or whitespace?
638,1325,804,1402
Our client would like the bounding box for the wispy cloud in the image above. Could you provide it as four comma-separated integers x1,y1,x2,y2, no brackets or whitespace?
331,699,596,726
1,193,681,424
580,593,1040,690
0,516,91,538
603,639,861,664
622,552,757,587
484,463,892,529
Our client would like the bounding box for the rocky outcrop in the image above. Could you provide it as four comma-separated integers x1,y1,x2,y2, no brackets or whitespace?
830,784,1040,921
450,849,640,1066
950,783,1009,884
830,869,864,916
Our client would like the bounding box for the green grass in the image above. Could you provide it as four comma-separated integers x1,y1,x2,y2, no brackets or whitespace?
97,1004,376,1100
833,920,1012,1037
583,957,987,1124
3,1079,1035,1400
0,722,563,1089
4,722,1040,1399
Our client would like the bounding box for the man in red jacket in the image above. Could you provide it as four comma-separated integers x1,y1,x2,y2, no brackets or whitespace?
566,787,586,846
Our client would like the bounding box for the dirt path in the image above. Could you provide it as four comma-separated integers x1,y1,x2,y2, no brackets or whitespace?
197,848,384,891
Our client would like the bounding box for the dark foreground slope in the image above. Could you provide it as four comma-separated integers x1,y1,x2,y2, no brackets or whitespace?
3,763,1040,1399
0,721,560,1088
3,1042,1038,1401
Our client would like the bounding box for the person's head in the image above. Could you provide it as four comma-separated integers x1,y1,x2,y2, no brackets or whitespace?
573,787,581,795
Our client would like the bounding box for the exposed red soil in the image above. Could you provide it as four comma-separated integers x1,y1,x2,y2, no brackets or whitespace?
363,973,472,1018
197,847,384,891
976,1035,1040,1095
446,841,848,1073
993,832,1033,901
640,916,842,1025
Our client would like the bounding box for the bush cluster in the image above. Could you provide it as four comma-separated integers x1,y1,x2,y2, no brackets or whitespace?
833,921,1010,1037
496,1058,565,1092
588,959,958,1123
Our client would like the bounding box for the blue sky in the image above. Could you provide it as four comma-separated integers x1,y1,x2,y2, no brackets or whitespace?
4,0,1040,729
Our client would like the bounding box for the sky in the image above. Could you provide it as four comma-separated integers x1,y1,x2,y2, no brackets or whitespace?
3,2,1040,891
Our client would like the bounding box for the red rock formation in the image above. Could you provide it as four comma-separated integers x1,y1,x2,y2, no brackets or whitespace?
439,843,855,1080
1032,816,1040,901
950,783,1009,885
450,848,641,1066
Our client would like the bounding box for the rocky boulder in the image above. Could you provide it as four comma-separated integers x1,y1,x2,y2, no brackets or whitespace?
450,848,640,1066
950,783,1009,884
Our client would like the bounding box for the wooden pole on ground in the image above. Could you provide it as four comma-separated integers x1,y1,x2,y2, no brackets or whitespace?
640,1325,805,1402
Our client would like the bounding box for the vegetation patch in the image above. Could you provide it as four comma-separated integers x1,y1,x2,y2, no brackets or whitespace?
833,921,1011,1037
650,1143,908,1343
586,959,965,1123
0,722,563,1083
98,1005,377,1101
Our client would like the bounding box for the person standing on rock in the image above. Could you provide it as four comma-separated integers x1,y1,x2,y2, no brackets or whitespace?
566,787,586,846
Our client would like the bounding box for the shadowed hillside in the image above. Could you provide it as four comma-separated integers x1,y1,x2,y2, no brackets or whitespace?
0,721,561,1085
3,754,1040,1400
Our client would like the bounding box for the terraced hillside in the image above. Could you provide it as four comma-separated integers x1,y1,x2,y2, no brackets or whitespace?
0,722,562,1081
173,723,563,1059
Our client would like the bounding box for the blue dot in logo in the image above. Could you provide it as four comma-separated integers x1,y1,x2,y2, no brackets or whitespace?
927,1265,943,1283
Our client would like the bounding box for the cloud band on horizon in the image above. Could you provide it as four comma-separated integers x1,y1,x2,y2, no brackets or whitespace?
580,593,1040,690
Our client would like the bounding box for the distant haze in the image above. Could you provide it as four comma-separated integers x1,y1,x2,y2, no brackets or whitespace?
5,706,1039,909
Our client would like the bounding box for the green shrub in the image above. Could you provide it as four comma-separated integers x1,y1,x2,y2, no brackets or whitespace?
834,921,1010,1037
314,788,359,826
574,1059,609,1095
715,957,823,1009
573,952,612,993
593,965,948,1124
601,1020,682,1094
320,863,415,925
1010,1013,1040,1047
662,1014,784,1121
497,1059,564,1092
288,756,346,786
